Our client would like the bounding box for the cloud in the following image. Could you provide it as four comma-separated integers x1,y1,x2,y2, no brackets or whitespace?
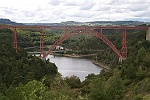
63,0,86,6
48,0,61,6
0,0,150,23
80,1,95,10
129,4,149,11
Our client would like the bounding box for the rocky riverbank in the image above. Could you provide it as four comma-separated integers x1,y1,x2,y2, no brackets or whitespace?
91,60,110,70
53,53,96,58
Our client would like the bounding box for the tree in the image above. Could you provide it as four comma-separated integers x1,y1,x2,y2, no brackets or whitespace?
88,77,108,100
136,47,146,65
144,52,150,67
136,67,145,80
5,80,46,100
125,64,137,79
106,74,124,100
64,75,81,88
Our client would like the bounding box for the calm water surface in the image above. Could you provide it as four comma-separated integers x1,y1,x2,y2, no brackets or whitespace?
46,55,102,81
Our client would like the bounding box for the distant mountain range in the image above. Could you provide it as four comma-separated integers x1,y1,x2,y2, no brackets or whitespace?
24,21,150,26
0,18,150,26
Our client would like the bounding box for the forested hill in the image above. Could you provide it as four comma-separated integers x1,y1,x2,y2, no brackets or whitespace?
23,21,150,26
0,18,23,25
0,28,58,98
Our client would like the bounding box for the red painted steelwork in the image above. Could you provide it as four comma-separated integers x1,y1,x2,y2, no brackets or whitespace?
100,27,102,37
45,28,71,57
13,28,18,52
46,28,122,58
0,25,148,30
40,28,44,58
121,28,127,58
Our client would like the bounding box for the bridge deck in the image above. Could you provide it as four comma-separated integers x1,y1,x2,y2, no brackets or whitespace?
0,25,148,30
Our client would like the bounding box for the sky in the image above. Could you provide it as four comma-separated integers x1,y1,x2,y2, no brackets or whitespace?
0,0,150,23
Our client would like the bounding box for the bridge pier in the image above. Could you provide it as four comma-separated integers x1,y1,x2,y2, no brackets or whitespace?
119,57,126,63
146,27,150,41
41,57,46,63
13,28,18,52
121,28,127,58
40,28,44,58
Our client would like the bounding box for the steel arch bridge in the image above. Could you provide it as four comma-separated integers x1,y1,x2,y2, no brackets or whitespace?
0,25,149,61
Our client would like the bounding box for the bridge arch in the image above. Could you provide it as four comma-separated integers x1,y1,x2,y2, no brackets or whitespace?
44,29,122,59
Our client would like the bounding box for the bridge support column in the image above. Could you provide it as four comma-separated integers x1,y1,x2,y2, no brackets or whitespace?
40,28,45,58
146,27,150,41
119,57,126,63
121,28,127,59
100,27,102,38
13,28,18,52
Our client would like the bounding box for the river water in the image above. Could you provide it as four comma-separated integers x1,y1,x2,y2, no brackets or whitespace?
46,55,102,81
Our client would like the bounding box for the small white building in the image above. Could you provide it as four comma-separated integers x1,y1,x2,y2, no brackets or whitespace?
56,46,64,50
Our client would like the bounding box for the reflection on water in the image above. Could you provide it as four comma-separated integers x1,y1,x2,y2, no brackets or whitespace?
46,55,102,81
